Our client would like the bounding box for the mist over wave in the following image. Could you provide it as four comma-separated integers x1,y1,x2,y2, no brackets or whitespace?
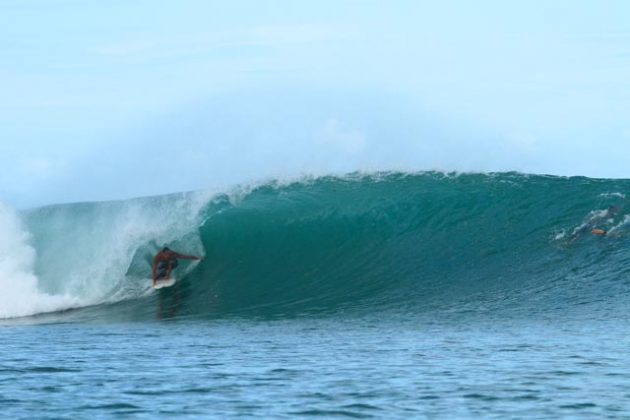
4,172,630,320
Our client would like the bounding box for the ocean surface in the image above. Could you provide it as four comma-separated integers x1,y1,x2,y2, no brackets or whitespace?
2,172,630,418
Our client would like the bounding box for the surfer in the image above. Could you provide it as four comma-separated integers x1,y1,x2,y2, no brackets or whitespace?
152,247,202,286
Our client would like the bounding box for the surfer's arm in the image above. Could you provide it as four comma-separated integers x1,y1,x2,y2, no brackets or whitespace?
172,252,202,260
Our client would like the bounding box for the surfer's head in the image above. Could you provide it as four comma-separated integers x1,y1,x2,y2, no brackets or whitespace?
162,246,170,253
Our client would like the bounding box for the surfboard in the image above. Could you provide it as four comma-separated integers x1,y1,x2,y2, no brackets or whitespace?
153,277,176,289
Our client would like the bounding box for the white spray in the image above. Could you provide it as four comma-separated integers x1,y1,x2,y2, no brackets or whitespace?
0,202,79,318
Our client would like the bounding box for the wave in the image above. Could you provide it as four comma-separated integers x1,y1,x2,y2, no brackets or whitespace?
5,172,630,320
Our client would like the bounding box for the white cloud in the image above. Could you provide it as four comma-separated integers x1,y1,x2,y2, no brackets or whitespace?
315,118,366,155
19,157,54,177
248,24,361,46
505,132,538,152
89,23,360,62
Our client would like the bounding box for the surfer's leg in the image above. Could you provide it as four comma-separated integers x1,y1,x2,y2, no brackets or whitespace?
164,259,178,279
155,262,169,280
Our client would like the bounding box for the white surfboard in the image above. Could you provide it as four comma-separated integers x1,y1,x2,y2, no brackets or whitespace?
153,277,176,289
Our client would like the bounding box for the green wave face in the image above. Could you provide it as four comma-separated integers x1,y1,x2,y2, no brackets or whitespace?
21,172,630,321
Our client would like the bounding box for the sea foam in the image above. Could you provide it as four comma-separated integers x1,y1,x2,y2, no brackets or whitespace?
0,202,78,318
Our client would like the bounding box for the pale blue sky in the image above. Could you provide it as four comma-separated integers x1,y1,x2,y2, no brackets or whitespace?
1,1,629,207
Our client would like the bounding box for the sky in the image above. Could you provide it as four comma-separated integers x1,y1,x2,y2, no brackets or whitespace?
1,0,630,208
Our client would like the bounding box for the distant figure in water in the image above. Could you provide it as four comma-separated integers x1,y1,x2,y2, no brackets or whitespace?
589,205,621,236
569,205,621,242
152,247,202,286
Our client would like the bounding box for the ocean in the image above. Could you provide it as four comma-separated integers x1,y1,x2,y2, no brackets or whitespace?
2,172,630,418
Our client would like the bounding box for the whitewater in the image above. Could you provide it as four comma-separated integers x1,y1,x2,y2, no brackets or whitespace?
3,172,630,417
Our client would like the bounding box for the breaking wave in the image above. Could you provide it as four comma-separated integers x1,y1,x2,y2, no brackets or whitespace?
5,172,630,321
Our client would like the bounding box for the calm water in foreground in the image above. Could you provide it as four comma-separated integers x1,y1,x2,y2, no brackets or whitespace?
2,315,629,418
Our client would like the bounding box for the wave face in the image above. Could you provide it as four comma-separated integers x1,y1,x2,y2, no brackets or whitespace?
9,172,630,320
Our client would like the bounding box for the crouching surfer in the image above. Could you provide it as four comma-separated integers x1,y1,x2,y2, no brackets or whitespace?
152,247,202,286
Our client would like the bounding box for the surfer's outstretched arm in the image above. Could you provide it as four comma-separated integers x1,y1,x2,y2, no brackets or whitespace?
172,252,202,260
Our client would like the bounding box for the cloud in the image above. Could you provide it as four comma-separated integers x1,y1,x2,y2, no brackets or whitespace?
248,24,361,46
505,132,539,152
315,118,367,155
0,157,60,207
19,157,54,176
89,23,360,62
